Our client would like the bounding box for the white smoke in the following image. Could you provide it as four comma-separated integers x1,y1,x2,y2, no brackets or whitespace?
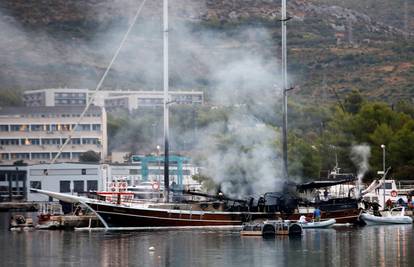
350,144,371,197
0,1,288,197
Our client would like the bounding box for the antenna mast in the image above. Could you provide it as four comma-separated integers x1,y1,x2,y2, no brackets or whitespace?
163,0,170,202
281,0,288,178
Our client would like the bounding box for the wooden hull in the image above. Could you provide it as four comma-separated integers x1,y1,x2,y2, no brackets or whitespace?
87,201,360,228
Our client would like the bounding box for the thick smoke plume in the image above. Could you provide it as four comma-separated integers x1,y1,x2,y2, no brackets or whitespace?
0,1,287,197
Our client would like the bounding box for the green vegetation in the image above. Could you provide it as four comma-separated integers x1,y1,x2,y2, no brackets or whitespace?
291,91,414,180
79,150,101,163
0,89,23,107
106,91,414,182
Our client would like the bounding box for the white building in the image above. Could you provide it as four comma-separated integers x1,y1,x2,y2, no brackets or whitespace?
23,88,204,112
23,89,89,107
3,161,200,202
27,163,103,202
0,106,107,165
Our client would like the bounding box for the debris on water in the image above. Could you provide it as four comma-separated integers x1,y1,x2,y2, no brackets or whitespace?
149,246,155,251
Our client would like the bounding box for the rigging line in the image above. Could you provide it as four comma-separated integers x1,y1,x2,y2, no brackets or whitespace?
51,0,148,164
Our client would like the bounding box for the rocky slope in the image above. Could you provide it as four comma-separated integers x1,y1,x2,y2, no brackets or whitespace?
0,0,412,104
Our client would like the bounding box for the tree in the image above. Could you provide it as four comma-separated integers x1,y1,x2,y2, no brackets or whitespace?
13,160,27,166
79,150,101,163
343,90,363,114
288,134,321,179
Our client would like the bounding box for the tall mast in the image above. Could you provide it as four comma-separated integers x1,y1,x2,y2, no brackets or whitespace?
281,0,288,178
163,0,170,202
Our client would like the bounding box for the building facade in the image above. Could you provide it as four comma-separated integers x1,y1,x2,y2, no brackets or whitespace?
23,89,89,107
23,89,204,112
0,166,27,201
26,163,103,202
0,106,107,165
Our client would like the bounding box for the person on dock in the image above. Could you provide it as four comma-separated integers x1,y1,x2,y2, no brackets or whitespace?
313,207,321,222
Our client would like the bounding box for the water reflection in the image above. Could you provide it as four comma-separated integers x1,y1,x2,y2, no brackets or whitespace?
1,213,413,267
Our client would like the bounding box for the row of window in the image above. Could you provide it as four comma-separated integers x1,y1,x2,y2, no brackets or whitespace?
0,138,100,146
55,92,87,98
24,93,44,100
1,152,81,160
0,124,101,132
11,113,101,119
55,99,86,105
30,180,98,192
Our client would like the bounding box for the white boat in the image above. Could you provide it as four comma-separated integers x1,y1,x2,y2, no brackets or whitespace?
360,207,413,225
298,216,336,228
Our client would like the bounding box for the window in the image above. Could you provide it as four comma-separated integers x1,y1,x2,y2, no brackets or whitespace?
0,125,8,131
31,125,44,131
0,139,19,145
79,124,91,131
129,169,139,175
10,125,21,131
30,181,42,189
81,169,86,175
385,183,392,189
29,139,40,145
60,181,71,193
71,138,81,145
83,138,98,145
87,180,98,191
43,139,60,145
73,181,84,193
13,153,30,159
32,153,50,159
92,124,101,131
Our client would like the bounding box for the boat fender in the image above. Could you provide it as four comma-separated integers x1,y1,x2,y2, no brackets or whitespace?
391,190,398,197
152,182,160,191
120,182,128,190
262,224,276,237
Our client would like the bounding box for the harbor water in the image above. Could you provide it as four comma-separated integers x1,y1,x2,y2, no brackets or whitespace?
1,212,413,267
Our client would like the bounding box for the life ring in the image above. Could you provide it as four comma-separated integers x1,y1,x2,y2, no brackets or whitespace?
109,182,116,189
121,182,128,189
391,190,398,197
152,182,160,191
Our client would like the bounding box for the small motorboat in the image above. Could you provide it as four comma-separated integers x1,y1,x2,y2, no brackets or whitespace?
9,215,34,231
359,207,413,225
298,216,336,228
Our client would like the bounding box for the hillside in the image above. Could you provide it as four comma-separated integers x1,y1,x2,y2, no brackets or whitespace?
0,0,412,104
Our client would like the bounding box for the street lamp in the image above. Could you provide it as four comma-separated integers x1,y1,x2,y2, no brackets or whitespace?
380,144,386,174
156,145,161,183
381,144,386,208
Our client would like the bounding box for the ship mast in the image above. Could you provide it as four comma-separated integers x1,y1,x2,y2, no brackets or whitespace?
163,0,170,202
281,0,288,178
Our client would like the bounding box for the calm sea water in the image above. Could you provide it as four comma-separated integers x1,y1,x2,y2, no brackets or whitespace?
1,212,413,267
